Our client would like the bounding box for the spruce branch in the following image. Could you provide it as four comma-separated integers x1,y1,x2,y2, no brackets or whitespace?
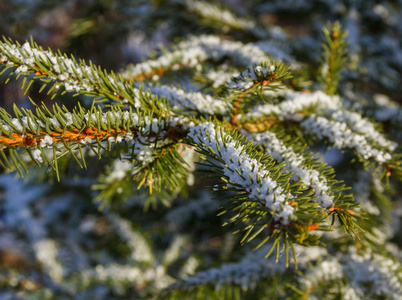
187,121,347,260
318,21,348,95
131,143,191,195
92,159,140,208
182,0,269,39
243,129,352,208
93,145,195,208
244,90,341,121
0,102,191,180
0,38,149,108
146,84,231,116
162,245,328,299
296,247,402,299
1,2,402,299
121,35,272,80
300,114,396,164
227,61,291,124
244,128,361,237
241,90,399,170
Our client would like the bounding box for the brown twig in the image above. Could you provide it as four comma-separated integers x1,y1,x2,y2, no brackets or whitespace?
230,79,273,125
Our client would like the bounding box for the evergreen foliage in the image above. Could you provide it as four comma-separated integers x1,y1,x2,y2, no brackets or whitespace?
0,1,401,299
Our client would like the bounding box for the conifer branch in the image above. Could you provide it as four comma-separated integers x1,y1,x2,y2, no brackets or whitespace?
0,38,145,107
227,61,291,124
187,121,360,258
241,90,399,169
1,3,401,299
296,247,402,299
146,84,231,116
319,21,348,95
182,0,269,39
162,245,327,298
0,102,191,180
242,129,352,209
121,35,272,80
